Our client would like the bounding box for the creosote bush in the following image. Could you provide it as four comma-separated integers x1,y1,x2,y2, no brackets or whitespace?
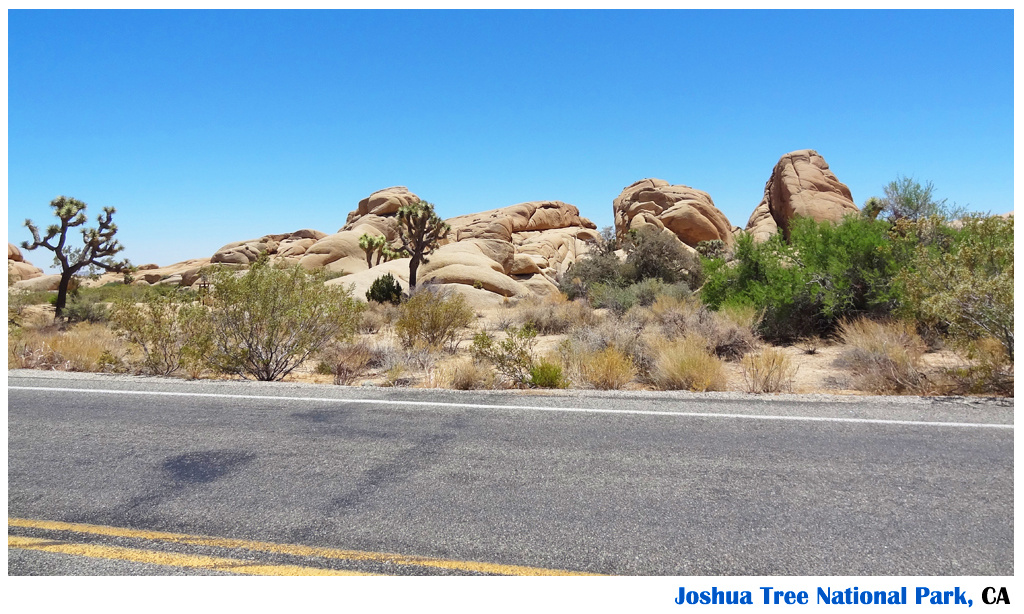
472,324,537,388
394,286,474,351
205,258,363,381
110,293,212,376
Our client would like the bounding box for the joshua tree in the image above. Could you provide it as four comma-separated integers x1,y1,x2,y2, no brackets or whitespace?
358,233,399,268
395,200,449,289
22,196,131,318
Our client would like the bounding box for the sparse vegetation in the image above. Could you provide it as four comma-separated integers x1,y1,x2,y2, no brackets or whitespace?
836,318,931,395
472,324,538,388
741,348,797,393
394,287,474,351
204,257,363,381
649,335,727,392
579,346,636,390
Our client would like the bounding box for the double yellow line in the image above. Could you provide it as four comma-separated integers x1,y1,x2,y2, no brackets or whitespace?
8,517,598,576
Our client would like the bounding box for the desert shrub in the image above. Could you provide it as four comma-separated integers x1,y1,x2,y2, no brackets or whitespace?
741,348,797,393
897,215,1013,360
205,258,364,381
579,347,635,390
941,337,1013,396
366,273,403,304
472,324,537,388
359,301,400,333
110,293,213,377
836,318,931,394
62,294,110,323
511,294,596,334
647,295,758,360
8,322,128,372
529,358,569,389
394,286,474,351
795,336,823,355
702,216,901,341
649,335,727,392
624,226,700,286
432,358,496,390
695,239,727,260
318,340,376,385
558,250,627,300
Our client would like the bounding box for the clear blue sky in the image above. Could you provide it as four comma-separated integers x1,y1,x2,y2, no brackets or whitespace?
7,9,1014,272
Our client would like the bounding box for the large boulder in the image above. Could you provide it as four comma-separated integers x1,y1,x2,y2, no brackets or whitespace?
8,243,45,283
211,229,326,265
745,149,858,242
613,179,735,250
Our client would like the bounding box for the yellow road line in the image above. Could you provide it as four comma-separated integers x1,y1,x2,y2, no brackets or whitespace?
8,535,374,576
9,517,600,576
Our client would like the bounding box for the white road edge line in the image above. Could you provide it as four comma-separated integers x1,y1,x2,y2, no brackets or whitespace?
8,385,1013,429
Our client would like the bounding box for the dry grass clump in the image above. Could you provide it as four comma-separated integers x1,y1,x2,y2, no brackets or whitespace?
9,322,129,372
511,294,596,334
426,358,496,390
579,347,636,390
318,340,377,385
942,337,1014,396
359,301,399,333
836,318,932,394
558,318,650,383
648,335,727,392
741,347,797,393
646,296,758,360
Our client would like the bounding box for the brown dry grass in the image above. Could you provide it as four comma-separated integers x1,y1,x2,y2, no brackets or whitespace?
741,347,797,393
8,322,129,372
649,335,727,392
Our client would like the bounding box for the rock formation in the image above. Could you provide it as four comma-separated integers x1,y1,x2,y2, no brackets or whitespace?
613,179,735,255
211,229,326,265
330,196,599,303
8,243,44,284
745,149,858,242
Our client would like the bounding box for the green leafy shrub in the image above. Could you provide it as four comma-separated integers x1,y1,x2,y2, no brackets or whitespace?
62,294,110,324
529,359,569,389
111,292,213,377
897,215,1013,360
394,287,474,351
366,273,403,304
205,258,363,381
472,324,538,388
701,216,901,341
624,226,699,285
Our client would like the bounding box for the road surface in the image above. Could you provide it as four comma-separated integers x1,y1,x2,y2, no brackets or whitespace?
7,370,1013,575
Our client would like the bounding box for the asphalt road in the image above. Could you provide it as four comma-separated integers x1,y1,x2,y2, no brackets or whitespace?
7,370,1014,576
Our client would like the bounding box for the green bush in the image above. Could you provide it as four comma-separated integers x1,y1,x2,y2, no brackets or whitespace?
205,258,363,381
472,324,537,388
366,273,403,304
529,359,568,389
701,216,901,341
394,286,474,351
897,215,1013,360
110,293,213,377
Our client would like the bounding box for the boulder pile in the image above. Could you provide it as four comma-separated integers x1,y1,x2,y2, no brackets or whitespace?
745,149,858,242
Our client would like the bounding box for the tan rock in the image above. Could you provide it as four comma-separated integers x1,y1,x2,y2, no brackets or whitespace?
12,274,61,292
8,243,45,283
745,149,858,242
211,229,326,264
614,179,734,249
344,186,420,227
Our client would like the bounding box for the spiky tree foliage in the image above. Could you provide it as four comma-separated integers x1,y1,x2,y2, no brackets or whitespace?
395,200,450,288
358,233,397,269
22,196,131,318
